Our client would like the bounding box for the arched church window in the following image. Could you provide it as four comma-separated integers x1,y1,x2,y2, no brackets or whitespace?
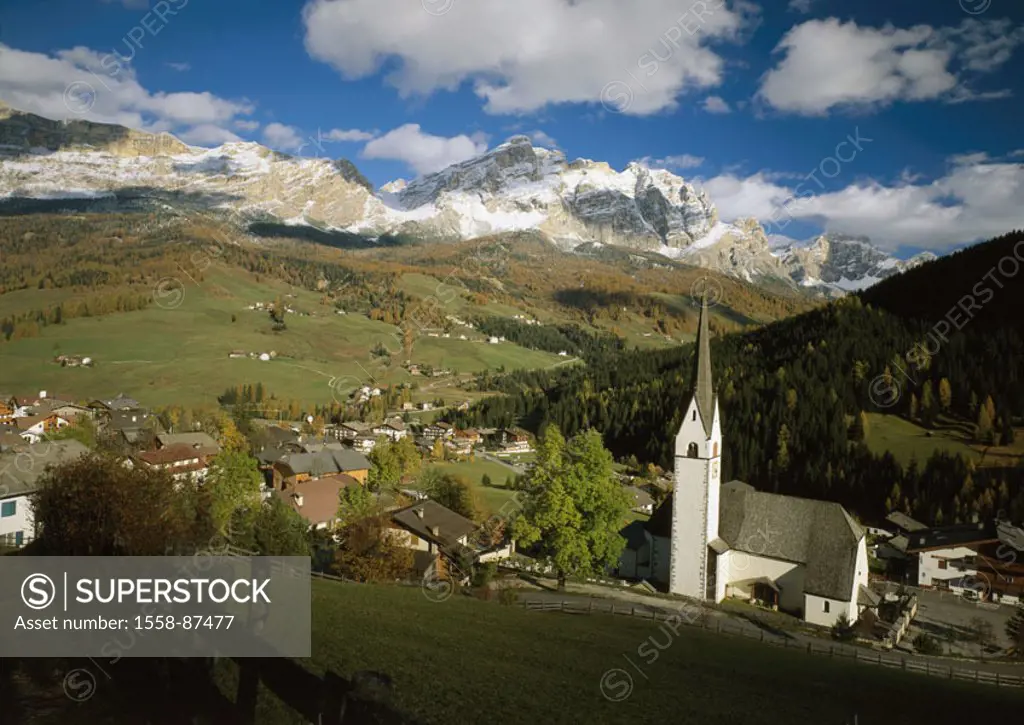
687,442,699,458
692,410,696,421
713,442,719,457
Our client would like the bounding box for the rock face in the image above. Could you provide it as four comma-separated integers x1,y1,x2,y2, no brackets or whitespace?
0,102,936,295
777,234,938,292
379,136,717,249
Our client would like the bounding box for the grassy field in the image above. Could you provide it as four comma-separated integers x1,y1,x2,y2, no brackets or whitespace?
222,580,1022,725
410,458,520,515
0,265,563,408
866,413,1024,468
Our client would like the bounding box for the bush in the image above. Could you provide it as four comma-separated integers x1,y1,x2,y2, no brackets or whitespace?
497,586,518,606
830,613,856,642
913,633,943,656
472,561,497,588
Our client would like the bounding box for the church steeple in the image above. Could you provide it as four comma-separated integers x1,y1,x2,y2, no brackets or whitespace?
692,281,715,438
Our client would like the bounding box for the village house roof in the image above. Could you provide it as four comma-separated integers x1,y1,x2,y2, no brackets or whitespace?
138,443,207,466
276,449,371,477
887,521,997,554
625,485,655,509
391,499,478,550
156,432,221,457
339,421,371,432
104,394,142,411
274,473,360,527
376,419,406,432
0,431,26,452
885,511,928,533
0,440,90,498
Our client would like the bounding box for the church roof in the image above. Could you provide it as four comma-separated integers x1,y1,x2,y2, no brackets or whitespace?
718,480,865,601
691,284,715,438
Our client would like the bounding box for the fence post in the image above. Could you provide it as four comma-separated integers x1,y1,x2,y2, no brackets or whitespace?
948,667,953,679
760,631,764,642
589,600,593,613
901,658,905,670
631,606,635,616
996,673,1000,686
807,643,812,654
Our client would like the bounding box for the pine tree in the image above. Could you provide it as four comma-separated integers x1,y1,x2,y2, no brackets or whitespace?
976,406,995,445
1005,603,1024,657
938,378,952,412
920,381,935,427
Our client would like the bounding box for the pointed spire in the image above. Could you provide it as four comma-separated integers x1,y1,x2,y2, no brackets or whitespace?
693,279,714,437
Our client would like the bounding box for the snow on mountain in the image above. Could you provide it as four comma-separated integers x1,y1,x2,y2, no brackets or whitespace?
0,101,939,296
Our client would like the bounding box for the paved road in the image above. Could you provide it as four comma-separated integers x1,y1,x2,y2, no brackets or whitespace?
513,584,1024,676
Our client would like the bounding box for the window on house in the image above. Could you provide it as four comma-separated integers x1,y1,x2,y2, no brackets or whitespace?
692,410,696,421
938,560,947,570
822,601,830,613
1,501,15,518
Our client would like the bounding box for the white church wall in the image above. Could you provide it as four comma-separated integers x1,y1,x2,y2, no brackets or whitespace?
850,537,870,605
804,593,856,628
722,552,805,613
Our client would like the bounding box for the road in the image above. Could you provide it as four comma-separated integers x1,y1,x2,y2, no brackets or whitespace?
480,452,528,475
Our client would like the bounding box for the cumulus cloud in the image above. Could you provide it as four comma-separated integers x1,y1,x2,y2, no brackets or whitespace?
0,44,253,145
758,18,1023,115
527,130,558,148
177,123,242,146
262,122,305,152
362,124,488,175
302,0,753,115
701,158,1024,251
324,127,378,142
234,119,260,132
702,95,731,113
787,0,814,13
638,153,704,171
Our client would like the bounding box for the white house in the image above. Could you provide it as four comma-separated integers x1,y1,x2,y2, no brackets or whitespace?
372,418,408,442
619,289,872,627
15,413,71,443
0,440,90,547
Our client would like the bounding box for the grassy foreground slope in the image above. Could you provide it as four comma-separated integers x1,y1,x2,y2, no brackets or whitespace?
224,580,1022,725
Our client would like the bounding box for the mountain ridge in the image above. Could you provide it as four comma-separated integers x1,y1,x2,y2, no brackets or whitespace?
0,101,936,295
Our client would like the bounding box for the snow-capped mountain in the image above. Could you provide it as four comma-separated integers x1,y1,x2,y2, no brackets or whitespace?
778,234,938,293
0,100,936,294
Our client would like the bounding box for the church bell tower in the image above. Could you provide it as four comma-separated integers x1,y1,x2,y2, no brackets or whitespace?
669,283,722,600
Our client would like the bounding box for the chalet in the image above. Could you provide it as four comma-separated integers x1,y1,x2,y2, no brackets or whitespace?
0,440,90,547
625,485,655,515
423,421,454,440
497,427,532,453
0,394,19,420
351,434,378,453
272,449,372,490
136,443,211,483
14,413,71,443
419,402,434,412
881,520,1000,591
156,432,222,458
372,418,408,442
390,500,478,557
336,421,372,440
274,473,361,530
91,393,143,412
39,402,94,421
101,410,163,446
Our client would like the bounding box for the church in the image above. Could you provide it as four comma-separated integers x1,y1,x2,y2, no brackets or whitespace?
618,289,875,627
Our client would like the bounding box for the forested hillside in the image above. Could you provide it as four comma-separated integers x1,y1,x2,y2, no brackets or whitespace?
452,232,1024,526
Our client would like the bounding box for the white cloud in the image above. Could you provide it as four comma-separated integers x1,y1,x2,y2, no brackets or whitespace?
262,122,305,152
0,44,253,146
527,130,558,148
1011,149,1024,158
165,62,191,72
362,124,488,175
758,18,1022,115
639,153,704,171
234,119,260,132
303,0,753,116
177,124,242,146
702,95,731,113
323,127,377,142
701,158,1024,251
787,0,814,13
101,0,150,8
948,151,988,166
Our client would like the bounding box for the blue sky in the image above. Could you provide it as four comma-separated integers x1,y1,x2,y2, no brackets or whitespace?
1,0,1022,254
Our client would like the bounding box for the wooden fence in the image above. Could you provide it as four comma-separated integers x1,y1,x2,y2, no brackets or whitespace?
519,599,1024,688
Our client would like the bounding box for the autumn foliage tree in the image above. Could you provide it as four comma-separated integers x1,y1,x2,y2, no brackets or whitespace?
32,453,210,555
333,514,414,582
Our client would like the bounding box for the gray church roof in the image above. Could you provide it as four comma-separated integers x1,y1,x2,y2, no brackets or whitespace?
718,480,864,601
